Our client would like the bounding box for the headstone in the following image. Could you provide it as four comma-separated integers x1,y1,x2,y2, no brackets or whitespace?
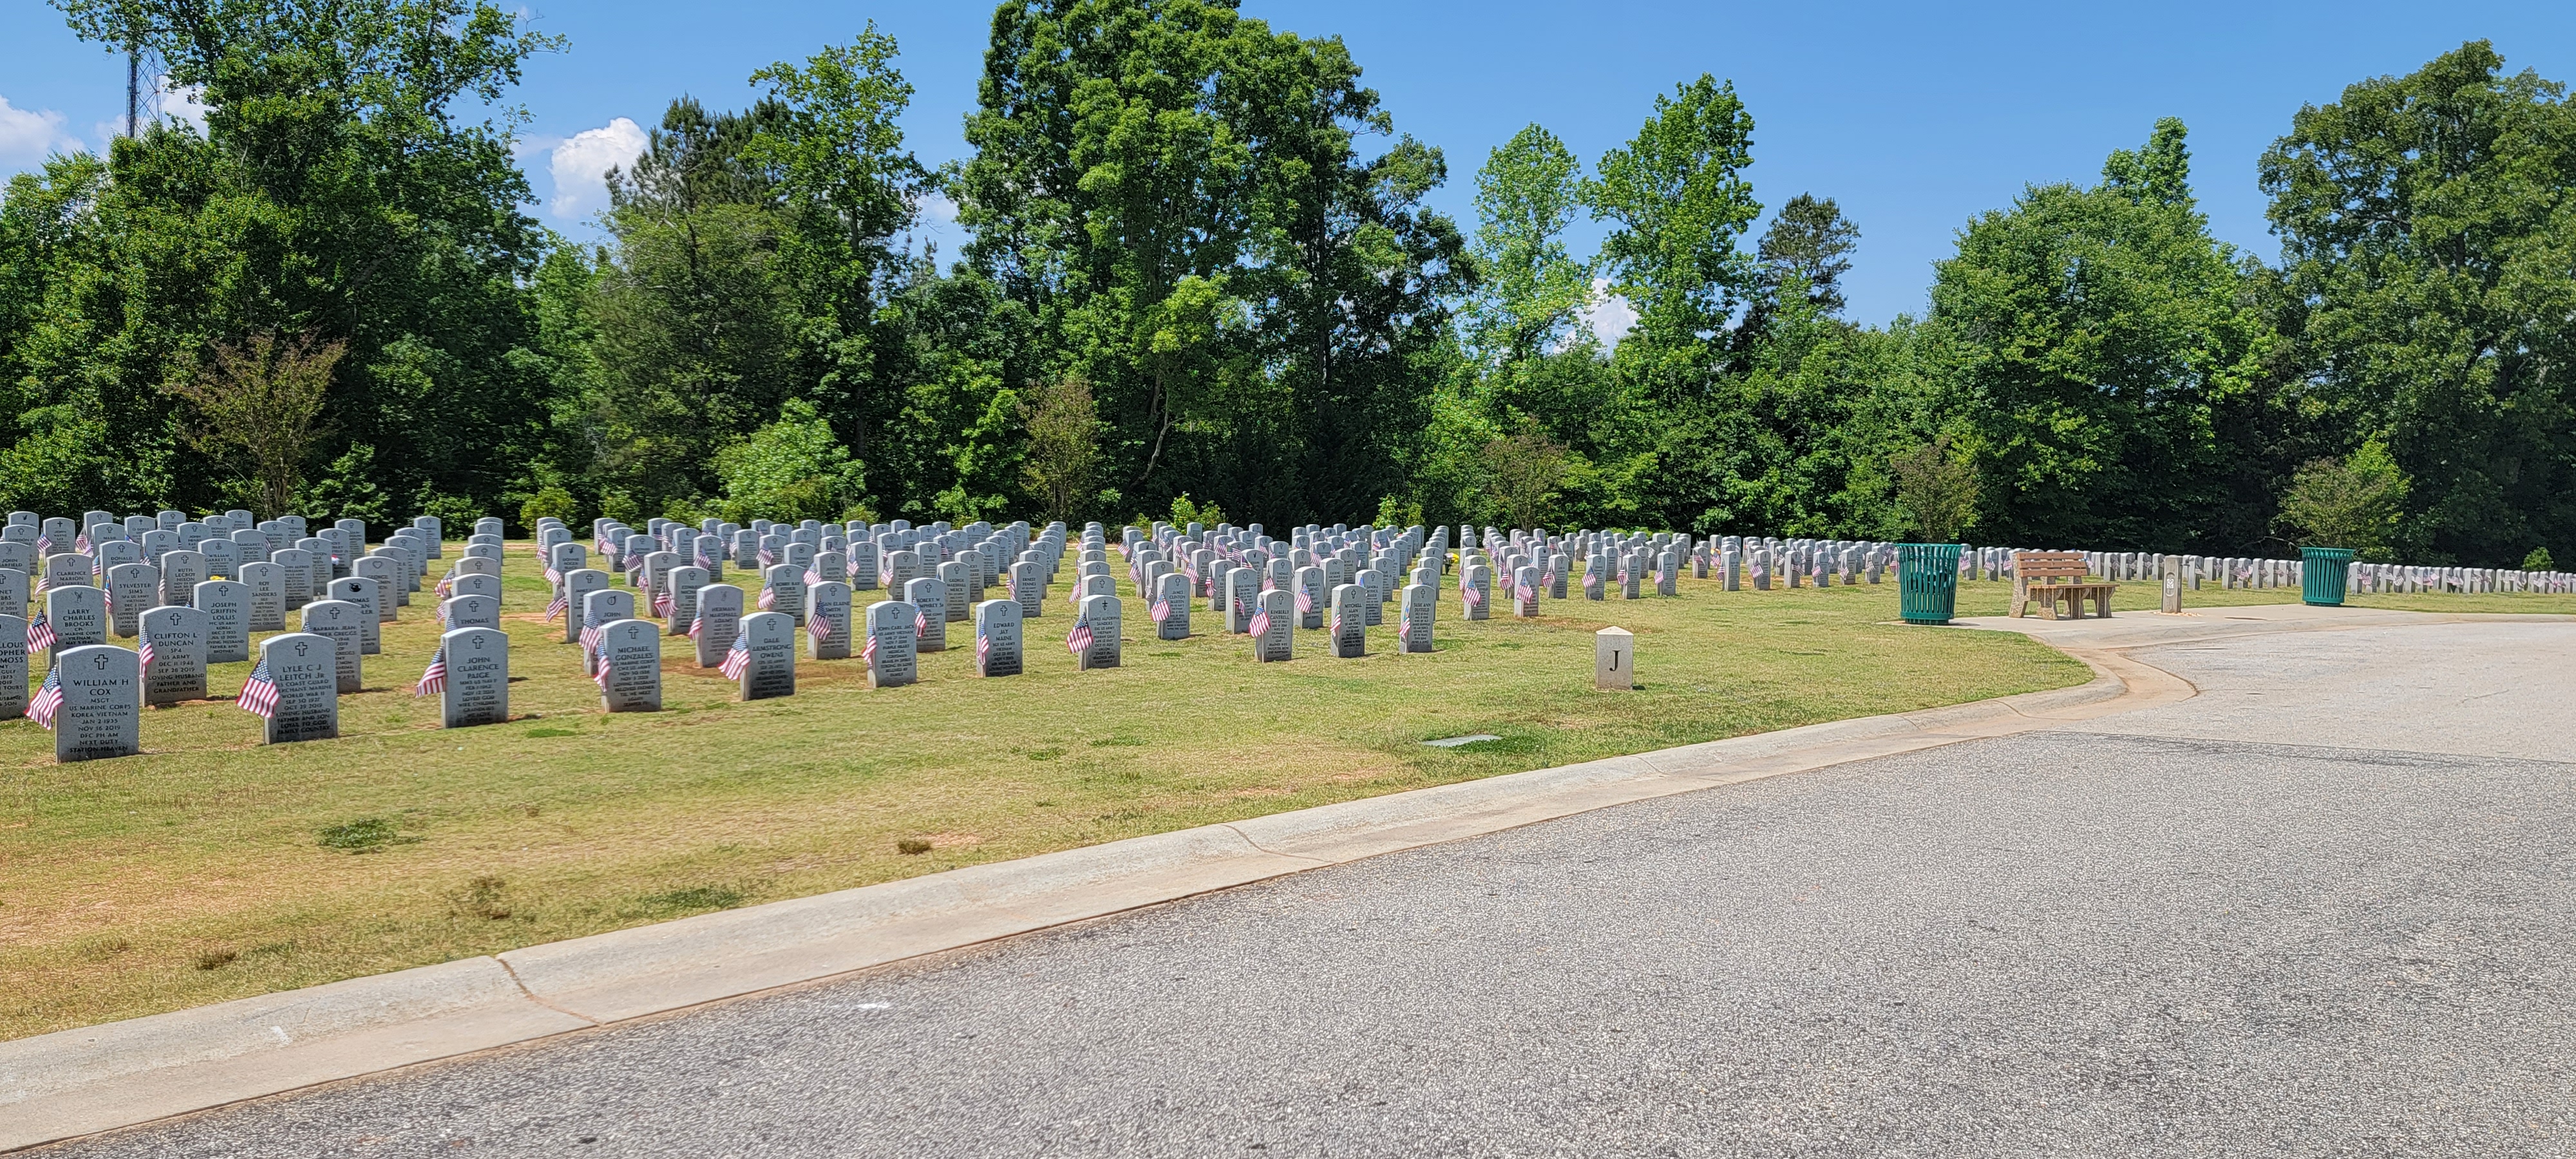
692,583,744,666
938,560,973,623
1011,560,1046,618
103,562,157,637
581,588,636,675
665,564,708,636
1329,583,1368,658
905,576,949,652
192,580,249,664
50,644,142,760
45,585,107,654
440,594,500,632
762,563,806,624
0,567,21,621
1396,582,1436,654
254,633,339,744
1294,565,1327,630
326,578,383,654
2162,554,2183,614
1072,592,1121,670
806,580,852,659
299,599,366,693
1252,588,1293,662
1149,571,1191,639
134,605,210,705
734,610,797,701
272,548,314,610
1596,627,1634,690
1227,567,1258,634
974,598,1023,677
864,600,918,687
595,619,663,711
1513,565,1540,617
0,612,21,720
155,550,206,608
1461,563,1493,621
238,561,286,631
350,556,399,620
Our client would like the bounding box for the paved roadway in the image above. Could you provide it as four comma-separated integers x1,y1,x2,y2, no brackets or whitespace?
53,618,2576,1157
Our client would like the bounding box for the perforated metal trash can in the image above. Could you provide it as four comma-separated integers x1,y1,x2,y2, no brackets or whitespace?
1897,543,1962,624
2300,546,2354,606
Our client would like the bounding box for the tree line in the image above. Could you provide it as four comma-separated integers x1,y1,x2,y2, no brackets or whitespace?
2,0,2570,568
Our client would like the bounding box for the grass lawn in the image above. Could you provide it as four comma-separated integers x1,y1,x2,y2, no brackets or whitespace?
2,545,2566,1040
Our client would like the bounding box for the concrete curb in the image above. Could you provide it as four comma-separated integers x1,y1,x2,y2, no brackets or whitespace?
0,641,2176,1153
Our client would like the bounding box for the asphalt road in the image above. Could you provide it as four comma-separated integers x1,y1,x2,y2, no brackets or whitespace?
54,621,2576,1157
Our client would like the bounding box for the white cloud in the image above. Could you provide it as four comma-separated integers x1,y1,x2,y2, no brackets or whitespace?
1580,278,1638,348
546,117,647,221
156,75,208,133
0,95,78,167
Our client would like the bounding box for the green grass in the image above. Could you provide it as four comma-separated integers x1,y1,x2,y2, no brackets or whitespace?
3,543,2568,1040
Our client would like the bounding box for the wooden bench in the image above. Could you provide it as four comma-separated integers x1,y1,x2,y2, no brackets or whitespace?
2011,551,2116,619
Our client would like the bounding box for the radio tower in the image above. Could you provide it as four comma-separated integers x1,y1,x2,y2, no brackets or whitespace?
126,39,141,137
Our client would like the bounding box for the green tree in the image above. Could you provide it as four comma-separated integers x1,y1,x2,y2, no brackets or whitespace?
712,398,867,523
956,0,1465,524
1019,374,1105,524
1586,74,1761,382
26,0,562,522
2262,41,2576,564
1889,436,1980,543
1925,118,2274,550
2275,438,2407,558
161,330,345,518
1464,124,1593,368
583,97,806,513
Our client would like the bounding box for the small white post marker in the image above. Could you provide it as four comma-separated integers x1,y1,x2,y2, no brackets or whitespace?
1595,626,1633,690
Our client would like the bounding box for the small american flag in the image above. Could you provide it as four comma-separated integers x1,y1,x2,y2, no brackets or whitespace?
1150,597,1171,623
1066,617,1094,659
580,621,605,654
543,566,562,585
1295,589,1312,614
414,646,447,696
434,574,454,598
861,629,879,669
720,632,752,680
1247,608,1271,639
803,567,822,587
236,657,280,719
73,530,89,552
545,592,567,621
652,588,672,616
1463,584,1484,608
976,629,992,670
594,650,615,691
808,609,832,645
757,585,777,610
26,612,52,653
688,613,706,639
914,608,930,639
137,633,155,675
28,664,63,730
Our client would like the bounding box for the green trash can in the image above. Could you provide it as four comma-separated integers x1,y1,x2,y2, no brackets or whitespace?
2300,546,2354,606
1897,543,1963,624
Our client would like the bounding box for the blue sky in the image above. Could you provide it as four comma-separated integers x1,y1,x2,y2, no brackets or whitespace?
6,1,2574,326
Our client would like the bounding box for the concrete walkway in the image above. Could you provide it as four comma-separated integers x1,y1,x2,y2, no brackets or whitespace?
24,608,2576,1156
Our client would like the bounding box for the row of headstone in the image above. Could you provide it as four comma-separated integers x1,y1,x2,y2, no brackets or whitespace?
6,509,493,760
